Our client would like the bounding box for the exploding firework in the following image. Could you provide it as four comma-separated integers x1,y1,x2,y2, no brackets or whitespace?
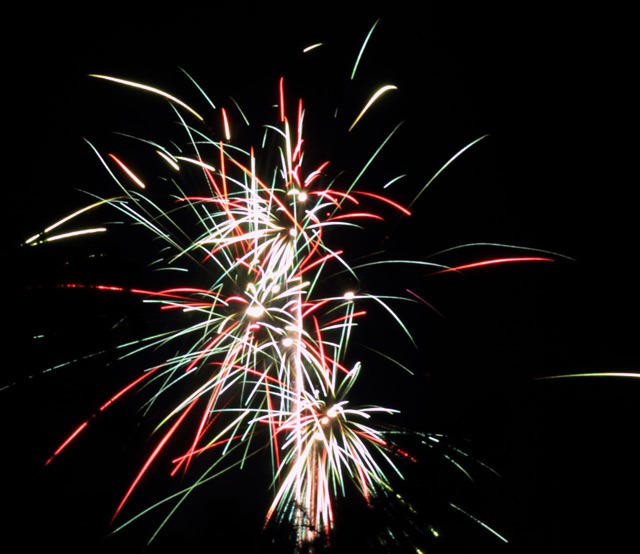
27,64,423,548
11,15,637,554
18,38,507,548
17,25,531,551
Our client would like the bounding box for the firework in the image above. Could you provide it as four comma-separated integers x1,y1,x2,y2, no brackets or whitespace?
37,70,418,547
16,21,593,553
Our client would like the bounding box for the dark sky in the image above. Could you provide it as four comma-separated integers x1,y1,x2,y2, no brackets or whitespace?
4,5,638,553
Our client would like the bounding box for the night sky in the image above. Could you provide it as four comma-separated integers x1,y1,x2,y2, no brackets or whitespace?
3,5,638,553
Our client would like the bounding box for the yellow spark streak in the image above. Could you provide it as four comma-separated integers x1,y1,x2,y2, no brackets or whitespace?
25,201,107,244
348,85,397,132
175,156,217,172
90,75,204,121
156,150,180,170
303,43,324,53
536,372,640,380
42,228,107,243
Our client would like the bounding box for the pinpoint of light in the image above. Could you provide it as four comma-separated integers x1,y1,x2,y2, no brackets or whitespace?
344,291,355,300
246,305,264,318
326,406,339,418
282,337,294,347
320,416,330,425
314,430,324,441
298,192,308,202
289,228,298,237
271,284,281,294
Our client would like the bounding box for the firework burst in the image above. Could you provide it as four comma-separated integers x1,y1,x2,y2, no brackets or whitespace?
26,40,428,548
16,18,630,554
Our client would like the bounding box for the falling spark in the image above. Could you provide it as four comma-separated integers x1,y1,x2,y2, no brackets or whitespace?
90,74,204,120
348,85,398,132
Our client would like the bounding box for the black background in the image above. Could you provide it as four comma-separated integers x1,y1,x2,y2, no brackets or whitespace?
3,4,638,553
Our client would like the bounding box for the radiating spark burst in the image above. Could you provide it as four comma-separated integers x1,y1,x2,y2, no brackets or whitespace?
21,22,577,553
33,73,416,549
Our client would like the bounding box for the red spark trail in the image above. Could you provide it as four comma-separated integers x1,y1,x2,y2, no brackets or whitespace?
111,397,199,522
432,257,554,274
